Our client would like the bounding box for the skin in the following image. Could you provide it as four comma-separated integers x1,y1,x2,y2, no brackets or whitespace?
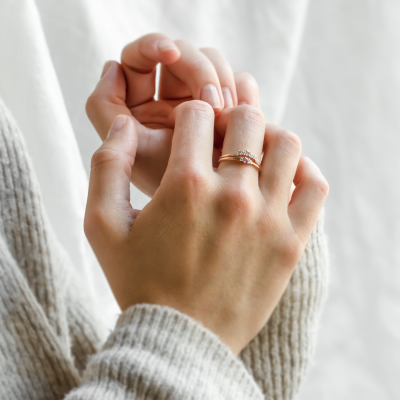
84,34,329,354
84,105,328,355
86,33,260,197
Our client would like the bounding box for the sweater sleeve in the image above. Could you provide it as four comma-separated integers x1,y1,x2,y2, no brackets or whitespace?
65,304,263,400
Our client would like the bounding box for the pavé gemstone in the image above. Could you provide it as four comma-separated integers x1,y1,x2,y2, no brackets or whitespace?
234,150,258,163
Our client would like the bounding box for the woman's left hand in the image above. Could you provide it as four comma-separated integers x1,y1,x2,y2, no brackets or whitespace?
86,33,259,197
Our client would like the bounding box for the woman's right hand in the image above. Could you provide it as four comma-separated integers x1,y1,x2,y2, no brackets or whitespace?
84,101,328,355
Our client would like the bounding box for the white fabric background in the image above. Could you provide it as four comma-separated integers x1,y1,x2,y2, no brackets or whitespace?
0,0,398,398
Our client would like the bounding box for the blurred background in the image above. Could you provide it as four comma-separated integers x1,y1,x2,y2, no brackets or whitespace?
0,0,399,398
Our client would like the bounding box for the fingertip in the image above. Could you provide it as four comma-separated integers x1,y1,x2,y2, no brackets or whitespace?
214,94,225,114
107,115,127,138
105,114,138,157
173,99,214,118
101,60,113,78
222,87,234,109
234,71,259,108
158,38,177,52
100,60,119,80
200,84,223,111
122,33,181,72
158,39,181,64
168,100,214,132
158,38,180,54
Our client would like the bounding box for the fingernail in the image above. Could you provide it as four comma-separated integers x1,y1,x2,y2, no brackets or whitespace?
108,115,126,137
101,61,113,78
200,84,221,109
158,39,178,52
239,101,247,105
222,87,233,108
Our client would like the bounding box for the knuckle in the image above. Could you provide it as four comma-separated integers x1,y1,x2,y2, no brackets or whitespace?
259,210,303,270
90,148,132,178
312,174,330,198
220,184,256,217
302,157,329,198
121,43,130,60
278,236,303,270
90,148,120,169
172,166,210,199
84,208,109,240
83,214,93,239
183,166,209,188
277,129,302,154
232,104,265,125
85,94,102,122
176,100,214,120
188,58,213,75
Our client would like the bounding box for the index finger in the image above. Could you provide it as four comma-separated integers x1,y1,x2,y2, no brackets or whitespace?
121,33,181,108
159,40,225,112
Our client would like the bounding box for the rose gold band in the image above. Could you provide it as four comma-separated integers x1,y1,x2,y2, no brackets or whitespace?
218,154,261,171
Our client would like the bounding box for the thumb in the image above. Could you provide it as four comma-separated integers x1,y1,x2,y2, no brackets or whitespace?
85,115,139,242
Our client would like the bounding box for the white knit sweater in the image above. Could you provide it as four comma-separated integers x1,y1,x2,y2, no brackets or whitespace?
0,97,329,400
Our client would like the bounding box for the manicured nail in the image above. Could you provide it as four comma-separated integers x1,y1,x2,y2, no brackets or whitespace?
222,87,233,108
108,115,126,137
158,39,178,53
200,84,221,109
101,61,113,78
239,101,247,105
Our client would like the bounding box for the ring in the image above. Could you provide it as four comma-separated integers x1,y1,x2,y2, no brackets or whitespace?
220,149,259,163
218,150,261,171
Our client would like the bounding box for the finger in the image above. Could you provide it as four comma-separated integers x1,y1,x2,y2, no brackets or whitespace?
213,71,260,142
85,115,138,241
214,106,235,140
158,40,224,112
259,125,302,203
288,156,329,242
234,72,259,108
86,60,171,197
167,101,215,173
86,61,129,140
121,33,180,108
218,105,265,180
200,48,237,109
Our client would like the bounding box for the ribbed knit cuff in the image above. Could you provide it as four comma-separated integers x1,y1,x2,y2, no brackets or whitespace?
76,304,263,400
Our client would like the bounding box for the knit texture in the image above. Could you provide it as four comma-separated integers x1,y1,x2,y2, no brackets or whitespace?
0,97,329,399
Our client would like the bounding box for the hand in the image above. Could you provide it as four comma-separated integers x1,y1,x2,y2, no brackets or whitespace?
84,101,329,355
86,33,259,197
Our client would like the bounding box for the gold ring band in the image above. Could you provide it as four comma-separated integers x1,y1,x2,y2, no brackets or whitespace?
219,155,261,166
218,149,261,171
218,155,261,171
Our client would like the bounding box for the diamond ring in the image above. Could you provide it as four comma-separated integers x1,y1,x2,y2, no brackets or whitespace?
218,150,261,171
